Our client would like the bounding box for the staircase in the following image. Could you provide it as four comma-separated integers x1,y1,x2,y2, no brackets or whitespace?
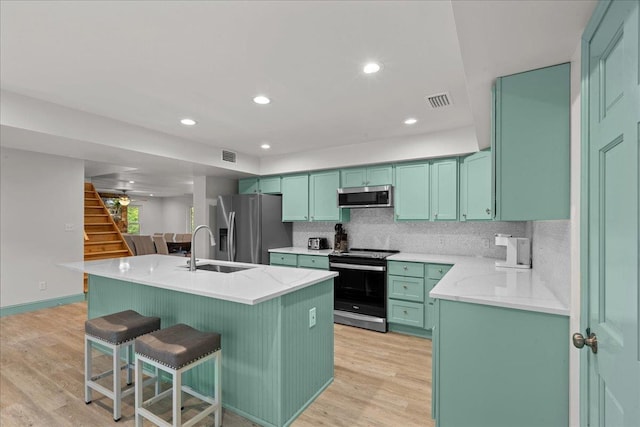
84,182,133,291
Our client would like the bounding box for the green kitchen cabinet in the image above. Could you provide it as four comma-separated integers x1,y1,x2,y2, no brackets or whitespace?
340,165,393,187
238,178,259,194
394,162,430,221
460,151,492,220
281,174,309,221
269,252,298,267
270,252,329,270
493,62,570,220
309,170,350,222
297,254,329,270
432,299,568,426
430,159,458,221
239,177,281,194
259,176,282,194
387,261,452,338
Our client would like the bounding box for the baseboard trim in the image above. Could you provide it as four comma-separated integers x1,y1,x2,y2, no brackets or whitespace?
0,294,86,317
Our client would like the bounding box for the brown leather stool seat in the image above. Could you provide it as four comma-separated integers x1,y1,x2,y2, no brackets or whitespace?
84,310,161,421
134,323,222,427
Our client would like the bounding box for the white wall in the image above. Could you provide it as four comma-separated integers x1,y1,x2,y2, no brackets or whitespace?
0,147,84,307
162,195,192,233
259,125,479,175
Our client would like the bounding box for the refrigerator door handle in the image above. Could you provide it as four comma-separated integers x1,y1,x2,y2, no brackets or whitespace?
227,211,234,262
230,211,237,262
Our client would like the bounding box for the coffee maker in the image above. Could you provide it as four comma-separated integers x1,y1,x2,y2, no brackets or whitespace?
334,223,348,252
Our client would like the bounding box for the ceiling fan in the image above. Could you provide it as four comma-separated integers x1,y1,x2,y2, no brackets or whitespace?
118,190,131,206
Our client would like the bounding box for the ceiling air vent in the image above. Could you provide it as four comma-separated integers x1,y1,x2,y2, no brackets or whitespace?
222,150,237,163
426,92,451,109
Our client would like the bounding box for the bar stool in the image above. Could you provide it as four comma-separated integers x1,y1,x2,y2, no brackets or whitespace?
85,310,161,421
134,323,222,427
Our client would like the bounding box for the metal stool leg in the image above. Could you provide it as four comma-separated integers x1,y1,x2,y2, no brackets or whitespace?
214,353,221,427
135,355,144,427
84,336,93,404
173,371,182,426
113,343,122,421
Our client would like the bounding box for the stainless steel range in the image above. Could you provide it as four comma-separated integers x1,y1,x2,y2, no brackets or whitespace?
329,248,399,332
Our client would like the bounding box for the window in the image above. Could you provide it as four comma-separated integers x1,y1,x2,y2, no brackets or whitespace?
127,205,141,234
189,206,195,232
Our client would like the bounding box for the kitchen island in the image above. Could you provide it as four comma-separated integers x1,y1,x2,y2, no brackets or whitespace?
63,254,338,427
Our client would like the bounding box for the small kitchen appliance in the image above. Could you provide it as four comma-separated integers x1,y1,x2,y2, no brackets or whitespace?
495,234,531,269
307,237,329,250
334,223,348,252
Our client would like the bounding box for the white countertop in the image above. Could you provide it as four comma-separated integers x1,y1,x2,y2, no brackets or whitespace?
388,253,569,316
61,255,337,306
269,247,334,256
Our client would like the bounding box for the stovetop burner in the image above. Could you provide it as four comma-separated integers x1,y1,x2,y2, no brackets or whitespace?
329,248,399,259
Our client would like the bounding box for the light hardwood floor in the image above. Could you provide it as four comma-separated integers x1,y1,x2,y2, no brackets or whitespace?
0,302,433,426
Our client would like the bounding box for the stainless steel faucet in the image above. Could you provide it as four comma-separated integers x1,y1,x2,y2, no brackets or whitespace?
189,225,216,271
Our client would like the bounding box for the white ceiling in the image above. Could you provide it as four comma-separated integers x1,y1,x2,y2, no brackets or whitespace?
0,0,596,197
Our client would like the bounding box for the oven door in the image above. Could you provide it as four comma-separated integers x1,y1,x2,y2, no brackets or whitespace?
330,261,386,318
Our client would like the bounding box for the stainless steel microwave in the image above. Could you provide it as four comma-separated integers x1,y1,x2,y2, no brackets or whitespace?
337,185,393,208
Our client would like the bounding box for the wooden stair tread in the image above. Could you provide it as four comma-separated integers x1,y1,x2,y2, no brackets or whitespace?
85,249,130,256
86,231,118,235
84,241,126,246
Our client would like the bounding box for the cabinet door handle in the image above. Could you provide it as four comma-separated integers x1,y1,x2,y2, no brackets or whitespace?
403,266,408,270
486,208,491,215
438,268,443,274
403,285,408,289
311,259,315,263
434,213,438,218
462,213,467,218
403,310,408,315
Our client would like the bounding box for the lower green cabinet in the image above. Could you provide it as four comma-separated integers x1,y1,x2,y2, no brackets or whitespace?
269,252,298,267
387,261,452,338
432,299,569,426
270,252,328,270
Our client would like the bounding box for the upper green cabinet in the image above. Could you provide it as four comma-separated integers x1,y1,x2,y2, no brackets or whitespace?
239,176,281,194
259,176,282,194
394,162,430,221
493,63,570,220
309,170,350,222
460,151,492,221
341,165,393,187
238,178,259,194
430,159,458,221
281,174,309,221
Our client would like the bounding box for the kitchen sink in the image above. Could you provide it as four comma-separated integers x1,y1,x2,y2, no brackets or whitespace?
183,263,255,273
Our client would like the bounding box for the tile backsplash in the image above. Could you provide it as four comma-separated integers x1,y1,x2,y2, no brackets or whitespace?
531,220,571,306
293,208,528,259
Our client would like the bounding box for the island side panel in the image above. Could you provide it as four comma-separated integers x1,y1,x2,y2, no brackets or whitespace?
280,278,334,425
88,276,333,426
435,299,569,427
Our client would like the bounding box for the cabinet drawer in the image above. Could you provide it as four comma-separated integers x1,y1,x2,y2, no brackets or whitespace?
297,255,329,270
426,264,452,280
388,261,425,278
269,252,298,267
388,275,424,302
388,300,425,328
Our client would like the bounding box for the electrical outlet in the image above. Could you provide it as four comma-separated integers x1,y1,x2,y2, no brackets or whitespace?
64,223,74,232
482,238,490,249
438,237,445,246
309,307,316,328
39,281,47,291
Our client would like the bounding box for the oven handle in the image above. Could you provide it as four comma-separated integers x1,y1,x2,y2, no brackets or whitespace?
329,262,386,272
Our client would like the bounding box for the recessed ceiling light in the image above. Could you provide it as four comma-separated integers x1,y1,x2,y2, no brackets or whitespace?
129,180,135,184
150,194,154,197
363,62,381,74
180,118,197,126
404,118,418,125
253,95,271,105
261,143,271,150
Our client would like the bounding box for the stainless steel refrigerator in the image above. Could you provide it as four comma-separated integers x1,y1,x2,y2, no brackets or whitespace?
214,194,292,264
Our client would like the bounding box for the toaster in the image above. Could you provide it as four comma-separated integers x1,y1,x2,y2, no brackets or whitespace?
308,237,329,250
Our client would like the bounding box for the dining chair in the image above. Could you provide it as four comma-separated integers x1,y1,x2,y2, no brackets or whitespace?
163,233,175,243
131,235,156,255
152,235,169,255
